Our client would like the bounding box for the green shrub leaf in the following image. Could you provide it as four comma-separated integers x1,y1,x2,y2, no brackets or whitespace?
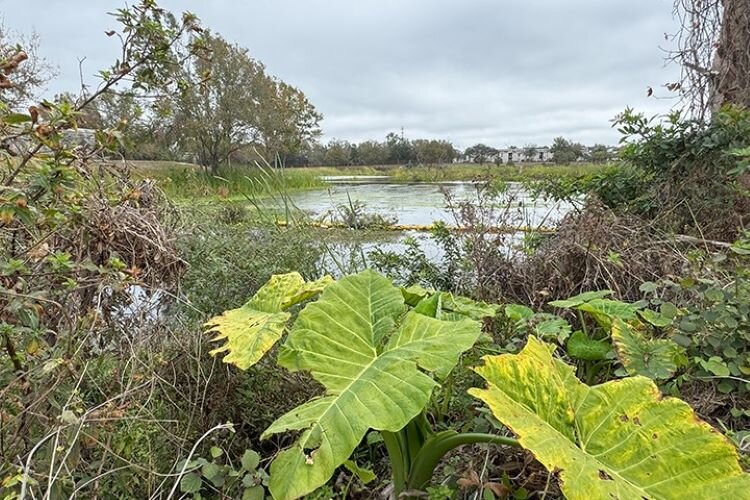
263,270,482,499
343,460,376,484
180,472,202,494
534,316,572,342
469,337,750,499
2,113,32,124
242,486,265,500
505,304,534,321
637,309,673,328
241,450,260,471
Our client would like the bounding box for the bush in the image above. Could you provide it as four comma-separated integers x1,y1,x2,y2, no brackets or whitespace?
533,106,750,240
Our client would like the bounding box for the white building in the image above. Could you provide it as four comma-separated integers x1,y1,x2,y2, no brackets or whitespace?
496,146,553,163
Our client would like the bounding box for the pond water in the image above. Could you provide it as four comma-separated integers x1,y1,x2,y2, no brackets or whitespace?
290,176,575,228
283,176,579,273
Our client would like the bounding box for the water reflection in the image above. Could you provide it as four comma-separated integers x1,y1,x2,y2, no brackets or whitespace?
289,178,574,227
289,176,577,275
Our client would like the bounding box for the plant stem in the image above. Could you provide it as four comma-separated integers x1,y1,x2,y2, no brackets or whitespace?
577,310,588,336
383,412,434,497
407,431,520,491
3,330,24,374
381,431,408,496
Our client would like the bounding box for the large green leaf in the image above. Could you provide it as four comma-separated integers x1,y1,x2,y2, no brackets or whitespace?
400,285,498,320
263,270,482,499
469,337,750,499
576,298,640,328
611,319,686,380
548,290,613,308
505,304,534,321
549,291,639,329
566,331,611,361
205,272,334,370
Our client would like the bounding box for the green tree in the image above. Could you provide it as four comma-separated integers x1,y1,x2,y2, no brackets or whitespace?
588,143,612,163
386,132,415,164
550,136,584,164
412,139,457,165
169,32,266,172
256,79,322,166
355,140,388,165
323,139,353,166
464,143,498,164
168,32,320,172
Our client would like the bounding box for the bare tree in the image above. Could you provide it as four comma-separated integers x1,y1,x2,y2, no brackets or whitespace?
670,0,750,118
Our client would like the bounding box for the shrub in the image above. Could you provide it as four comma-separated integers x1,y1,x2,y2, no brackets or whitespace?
534,106,750,240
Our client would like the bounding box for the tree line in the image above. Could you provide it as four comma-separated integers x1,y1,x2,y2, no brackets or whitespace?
303,135,615,167
305,133,458,166
37,30,614,170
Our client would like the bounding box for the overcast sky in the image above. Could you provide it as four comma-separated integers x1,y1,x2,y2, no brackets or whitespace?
2,0,680,148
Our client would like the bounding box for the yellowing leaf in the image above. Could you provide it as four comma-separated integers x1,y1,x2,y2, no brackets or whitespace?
26,338,40,355
469,337,750,500
263,270,482,499
611,319,686,380
205,273,333,370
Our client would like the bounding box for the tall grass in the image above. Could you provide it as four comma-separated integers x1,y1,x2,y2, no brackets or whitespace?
128,160,611,200
144,164,325,199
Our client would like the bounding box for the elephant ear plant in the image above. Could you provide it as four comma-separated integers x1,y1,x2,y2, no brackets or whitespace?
471,337,750,499
207,271,750,499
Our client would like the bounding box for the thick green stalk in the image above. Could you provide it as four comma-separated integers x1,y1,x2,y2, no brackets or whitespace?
406,431,520,491
381,430,408,495
382,412,434,497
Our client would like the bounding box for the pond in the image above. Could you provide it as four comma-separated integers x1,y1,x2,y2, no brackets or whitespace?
290,176,575,228
283,176,579,273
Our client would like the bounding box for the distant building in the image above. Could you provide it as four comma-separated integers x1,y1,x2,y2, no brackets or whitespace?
496,146,553,163
455,144,617,164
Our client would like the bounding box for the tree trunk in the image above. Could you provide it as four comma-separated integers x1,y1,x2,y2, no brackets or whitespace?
712,0,750,111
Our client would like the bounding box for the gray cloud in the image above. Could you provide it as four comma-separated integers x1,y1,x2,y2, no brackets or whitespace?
2,0,680,148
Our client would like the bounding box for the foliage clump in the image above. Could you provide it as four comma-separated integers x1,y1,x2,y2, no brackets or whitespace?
535,107,750,240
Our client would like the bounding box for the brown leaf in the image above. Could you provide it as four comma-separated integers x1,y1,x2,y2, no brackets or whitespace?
485,482,511,497
28,106,39,124
457,470,482,489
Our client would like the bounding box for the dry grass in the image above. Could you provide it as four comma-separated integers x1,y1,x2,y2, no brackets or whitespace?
510,200,692,308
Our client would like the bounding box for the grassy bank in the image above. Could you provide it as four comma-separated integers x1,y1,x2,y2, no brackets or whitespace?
385,162,610,183
127,160,610,200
